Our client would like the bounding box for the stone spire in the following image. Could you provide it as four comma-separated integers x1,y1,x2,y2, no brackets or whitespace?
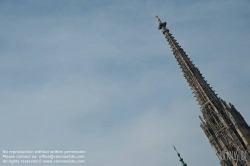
154,14,218,110
155,15,250,166
173,145,187,166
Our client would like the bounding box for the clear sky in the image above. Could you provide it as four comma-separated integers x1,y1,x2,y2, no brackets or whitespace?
0,0,250,166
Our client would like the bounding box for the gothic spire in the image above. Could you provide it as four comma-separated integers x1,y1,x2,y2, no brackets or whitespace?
154,15,219,109
155,15,250,166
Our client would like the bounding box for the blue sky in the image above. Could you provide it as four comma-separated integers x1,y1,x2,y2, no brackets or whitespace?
0,0,250,165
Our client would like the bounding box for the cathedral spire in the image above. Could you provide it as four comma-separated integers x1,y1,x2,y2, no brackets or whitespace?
155,15,250,166
154,15,218,109
173,145,187,166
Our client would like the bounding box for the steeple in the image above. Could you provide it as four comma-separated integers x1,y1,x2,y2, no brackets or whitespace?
155,15,250,166
173,145,187,166
154,14,218,109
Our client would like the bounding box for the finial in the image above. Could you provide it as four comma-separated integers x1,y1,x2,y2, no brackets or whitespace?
173,145,177,152
154,14,162,23
173,145,187,166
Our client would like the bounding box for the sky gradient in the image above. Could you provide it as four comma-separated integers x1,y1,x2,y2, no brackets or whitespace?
1,0,250,165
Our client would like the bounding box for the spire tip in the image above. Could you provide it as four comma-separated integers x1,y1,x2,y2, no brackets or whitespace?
154,14,161,23
173,145,177,152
